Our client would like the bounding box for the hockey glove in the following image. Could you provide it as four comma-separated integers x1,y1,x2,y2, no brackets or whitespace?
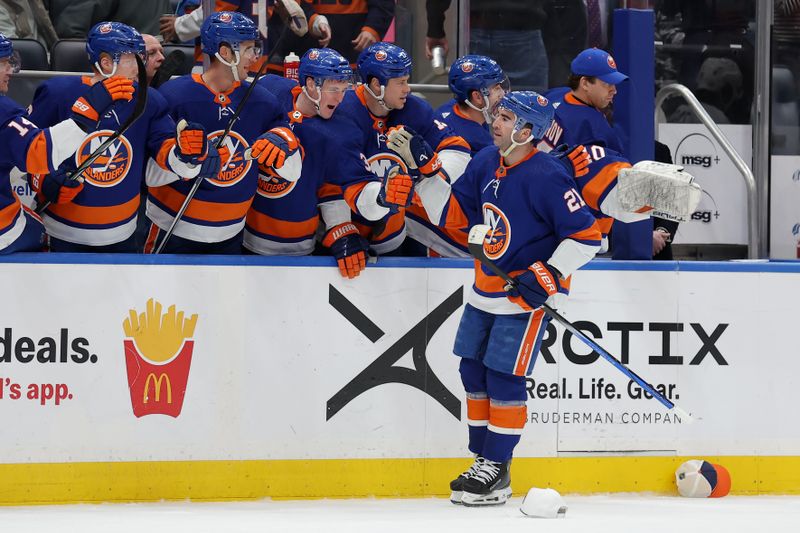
250,127,299,169
553,144,590,178
378,164,415,210
386,126,442,177
29,167,84,205
322,222,369,279
507,261,562,312
175,120,211,166
193,143,223,180
71,76,135,133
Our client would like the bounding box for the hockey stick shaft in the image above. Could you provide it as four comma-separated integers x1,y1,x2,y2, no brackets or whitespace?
154,58,270,254
467,224,693,421
35,54,149,215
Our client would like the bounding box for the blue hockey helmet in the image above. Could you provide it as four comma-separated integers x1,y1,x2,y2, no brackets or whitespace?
0,33,19,74
86,22,145,65
0,33,12,60
357,42,412,86
201,11,259,57
496,90,554,141
448,55,508,103
299,48,353,86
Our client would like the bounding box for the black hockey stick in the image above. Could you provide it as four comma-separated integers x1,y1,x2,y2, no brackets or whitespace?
467,224,694,421
154,56,270,254
35,54,149,215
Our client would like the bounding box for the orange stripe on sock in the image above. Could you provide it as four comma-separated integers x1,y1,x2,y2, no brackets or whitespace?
466,397,489,423
489,404,527,430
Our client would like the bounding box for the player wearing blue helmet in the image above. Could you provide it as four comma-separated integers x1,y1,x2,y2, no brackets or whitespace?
435,55,509,154
28,21,221,252
245,47,373,279
334,42,472,257
0,33,135,253
408,91,601,506
145,12,293,254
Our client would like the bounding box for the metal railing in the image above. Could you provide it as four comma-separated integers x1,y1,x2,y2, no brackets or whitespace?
655,83,759,259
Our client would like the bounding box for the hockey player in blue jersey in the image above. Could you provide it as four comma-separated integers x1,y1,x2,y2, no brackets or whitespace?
146,11,295,254
28,22,221,253
0,34,134,253
434,55,509,155
334,42,471,256
391,91,602,506
244,47,372,279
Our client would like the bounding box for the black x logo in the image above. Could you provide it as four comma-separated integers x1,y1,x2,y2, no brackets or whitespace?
326,284,463,421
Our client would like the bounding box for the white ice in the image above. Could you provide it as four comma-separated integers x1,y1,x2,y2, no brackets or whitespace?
3,494,799,533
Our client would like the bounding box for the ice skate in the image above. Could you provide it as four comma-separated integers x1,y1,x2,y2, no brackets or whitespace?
449,456,485,504
460,459,511,507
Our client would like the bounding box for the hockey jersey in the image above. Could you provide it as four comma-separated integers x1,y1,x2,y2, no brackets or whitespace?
244,86,364,254
420,145,601,315
0,96,86,250
572,144,632,239
335,85,470,255
149,73,285,243
434,98,493,155
28,76,179,246
257,73,299,114
539,91,624,154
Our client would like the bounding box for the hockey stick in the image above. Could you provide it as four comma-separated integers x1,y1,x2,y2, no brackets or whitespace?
154,56,270,254
467,224,694,422
35,54,149,216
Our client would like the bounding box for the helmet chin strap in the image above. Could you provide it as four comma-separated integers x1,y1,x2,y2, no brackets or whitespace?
301,81,322,113
215,50,242,82
365,83,392,112
465,88,493,124
501,125,533,159
95,59,118,79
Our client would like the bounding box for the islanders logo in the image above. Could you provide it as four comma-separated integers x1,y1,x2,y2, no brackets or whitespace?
123,298,198,418
607,55,617,70
98,22,113,34
367,151,409,179
206,130,252,187
257,165,298,198
309,49,320,60
461,62,474,73
75,130,133,187
218,12,233,23
375,50,388,61
536,95,549,107
482,202,511,260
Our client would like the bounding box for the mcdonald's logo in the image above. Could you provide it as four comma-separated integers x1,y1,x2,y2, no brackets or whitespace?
143,373,172,404
123,299,198,418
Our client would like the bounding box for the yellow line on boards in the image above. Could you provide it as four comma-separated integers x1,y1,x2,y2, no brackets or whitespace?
0,456,799,505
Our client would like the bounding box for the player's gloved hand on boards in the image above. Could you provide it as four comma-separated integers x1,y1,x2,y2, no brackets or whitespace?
386,126,442,177
71,76,135,133
29,166,84,205
250,127,299,169
322,222,369,279
507,261,562,311
175,120,210,166
378,164,415,210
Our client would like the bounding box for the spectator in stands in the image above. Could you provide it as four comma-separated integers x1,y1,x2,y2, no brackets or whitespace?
268,0,394,72
0,0,57,48
668,57,743,125
48,0,171,39
426,0,549,91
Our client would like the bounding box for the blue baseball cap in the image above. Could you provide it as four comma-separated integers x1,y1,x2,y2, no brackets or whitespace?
570,48,628,85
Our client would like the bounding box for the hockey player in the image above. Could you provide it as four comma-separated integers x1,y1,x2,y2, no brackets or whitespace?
391,91,601,506
27,22,220,253
434,55,509,155
0,34,135,253
244,47,371,279
334,42,471,256
146,11,297,254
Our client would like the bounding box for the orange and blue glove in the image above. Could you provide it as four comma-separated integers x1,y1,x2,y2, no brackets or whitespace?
71,76,135,132
322,222,369,279
507,261,562,311
249,127,299,169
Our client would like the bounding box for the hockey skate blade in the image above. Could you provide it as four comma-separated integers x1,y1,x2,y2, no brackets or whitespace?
460,487,512,507
450,490,463,505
